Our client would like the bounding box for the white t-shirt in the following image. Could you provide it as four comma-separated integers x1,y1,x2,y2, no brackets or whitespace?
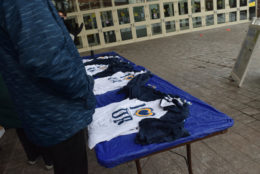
85,64,109,76
82,55,120,64
82,59,93,64
96,55,120,59
93,71,145,95
88,98,167,149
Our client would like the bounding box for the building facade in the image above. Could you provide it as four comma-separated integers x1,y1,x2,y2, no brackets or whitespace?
52,0,257,53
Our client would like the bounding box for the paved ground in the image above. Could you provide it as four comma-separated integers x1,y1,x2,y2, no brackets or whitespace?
1,22,260,174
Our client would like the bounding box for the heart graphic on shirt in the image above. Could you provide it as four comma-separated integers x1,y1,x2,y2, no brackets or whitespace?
125,75,134,80
135,108,155,117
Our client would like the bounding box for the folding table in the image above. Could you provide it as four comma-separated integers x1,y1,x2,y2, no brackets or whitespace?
83,52,234,174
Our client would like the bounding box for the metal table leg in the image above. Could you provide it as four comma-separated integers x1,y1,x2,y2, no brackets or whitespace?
186,144,193,174
135,159,142,174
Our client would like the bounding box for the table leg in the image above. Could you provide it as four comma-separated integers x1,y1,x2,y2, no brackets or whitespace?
135,159,142,174
186,144,193,174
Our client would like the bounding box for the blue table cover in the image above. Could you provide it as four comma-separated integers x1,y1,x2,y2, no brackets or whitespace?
83,52,234,168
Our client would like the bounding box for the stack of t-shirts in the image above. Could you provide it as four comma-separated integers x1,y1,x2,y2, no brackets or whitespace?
83,55,147,95
82,55,120,64
93,70,146,95
88,73,191,149
83,55,141,78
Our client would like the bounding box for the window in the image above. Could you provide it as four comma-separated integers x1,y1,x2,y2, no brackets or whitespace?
206,15,214,26
133,6,145,22
205,0,213,11
229,12,237,22
179,0,189,15
83,13,97,30
52,0,77,12
103,31,116,43
118,8,130,25
87,34,100,46
165,21,176,33
100,11,114,27
193,17,202,28
150,4,160,19
115,0,145,6
217,14,225,24
120,28,133,41
240,10,247,20
180,18,189,30
229,0,236,8
192,0,201,13
75,37,83,49
151,23,162,35
164,2,174,17
217,0,225,10
240,0,247,6
136,25,147,38
79,0,112,11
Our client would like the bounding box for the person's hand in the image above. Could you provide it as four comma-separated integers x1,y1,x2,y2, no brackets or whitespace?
75,23,84,36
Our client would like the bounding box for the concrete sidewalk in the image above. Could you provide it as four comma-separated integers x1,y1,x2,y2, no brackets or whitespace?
1,22,260,174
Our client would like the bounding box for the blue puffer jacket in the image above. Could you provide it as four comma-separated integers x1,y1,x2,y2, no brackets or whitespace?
0,0,96,146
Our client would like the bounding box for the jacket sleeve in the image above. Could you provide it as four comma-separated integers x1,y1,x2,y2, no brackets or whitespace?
0,0,93,100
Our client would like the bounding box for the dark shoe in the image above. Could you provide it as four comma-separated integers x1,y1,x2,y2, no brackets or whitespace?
27,160,37,165
45,164,53,170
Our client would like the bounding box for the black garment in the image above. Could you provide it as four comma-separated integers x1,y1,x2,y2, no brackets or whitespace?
47,129,88,174
63,18,83,45
84,58,138,78
64,20,83,37
118,72,165,101
83,57,120,66
0,74,22,128
135,119,189,145
135,98,190,145
16,128,52,165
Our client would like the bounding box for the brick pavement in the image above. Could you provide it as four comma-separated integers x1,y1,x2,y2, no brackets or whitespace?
1,22,260,174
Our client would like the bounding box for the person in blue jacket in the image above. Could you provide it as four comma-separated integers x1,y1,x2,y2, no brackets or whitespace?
0,73,53,170
0,0,96,174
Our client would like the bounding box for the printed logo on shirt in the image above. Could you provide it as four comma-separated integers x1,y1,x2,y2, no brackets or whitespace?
108,76,122,83
111,103,150,125
86,65,108,73
108,73,134,83
134,108,155,117
124,75,134,80
97,55,120,59
100,66,107,70
112,108,133,125
87,67,96,72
